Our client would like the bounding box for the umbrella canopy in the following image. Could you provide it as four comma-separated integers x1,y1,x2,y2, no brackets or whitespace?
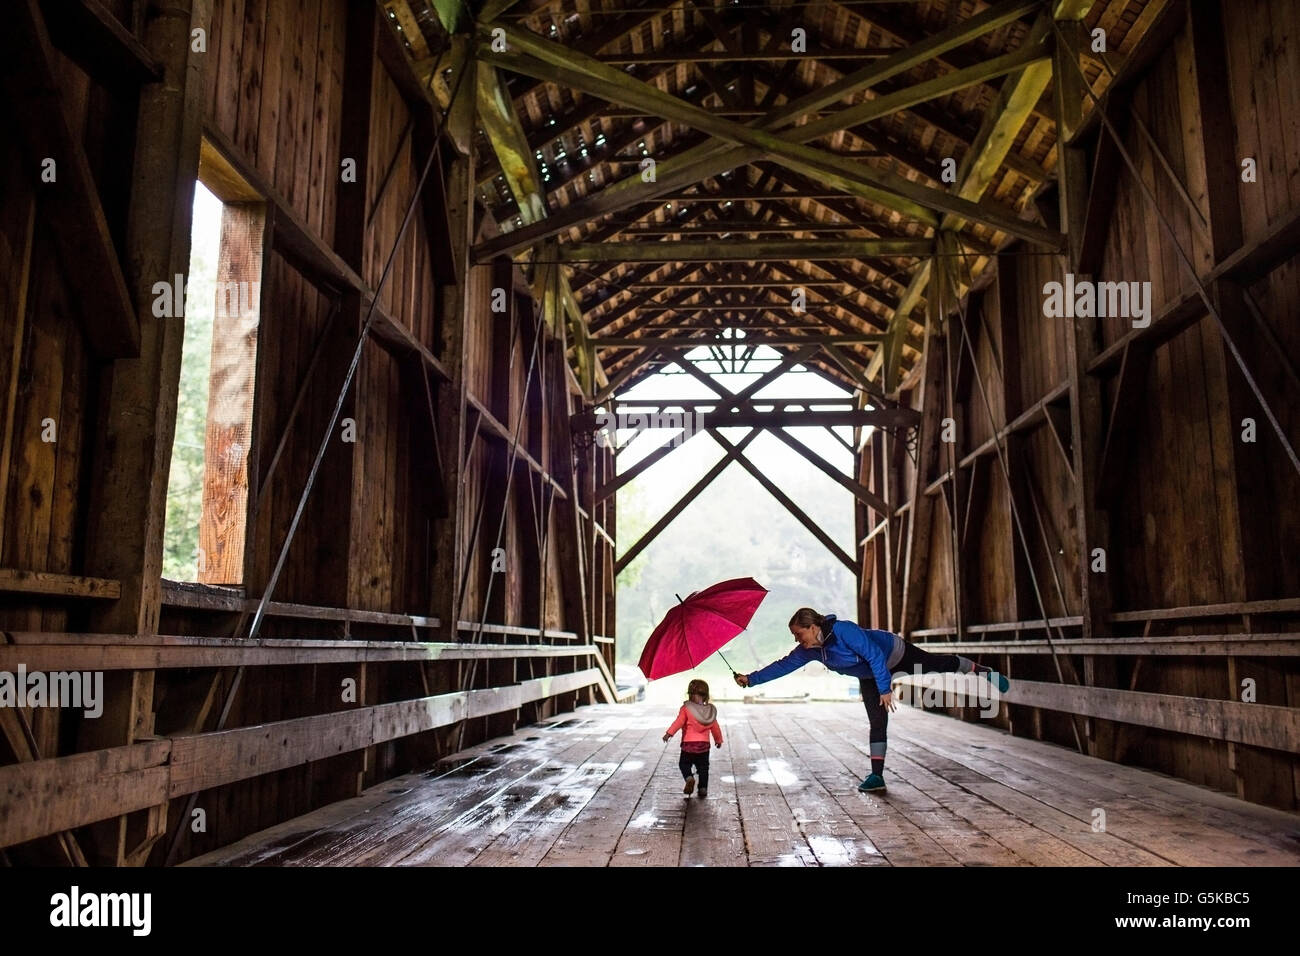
637,577,769,681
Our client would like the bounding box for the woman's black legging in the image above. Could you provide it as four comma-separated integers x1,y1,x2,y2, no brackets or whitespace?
858,643,970,777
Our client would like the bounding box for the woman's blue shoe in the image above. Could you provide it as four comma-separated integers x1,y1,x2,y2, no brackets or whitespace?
858,773,887,792
983,671,1011,694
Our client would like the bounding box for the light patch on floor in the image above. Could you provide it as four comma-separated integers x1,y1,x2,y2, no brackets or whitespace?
749,758,800,787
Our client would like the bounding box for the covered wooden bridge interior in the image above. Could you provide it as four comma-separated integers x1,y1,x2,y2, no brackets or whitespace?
1,0,1298,866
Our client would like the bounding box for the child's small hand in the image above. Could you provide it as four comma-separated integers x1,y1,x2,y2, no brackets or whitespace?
662,734,670,742
715,741,722,749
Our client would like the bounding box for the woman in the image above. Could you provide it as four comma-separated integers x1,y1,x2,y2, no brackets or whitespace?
733,607,1009,793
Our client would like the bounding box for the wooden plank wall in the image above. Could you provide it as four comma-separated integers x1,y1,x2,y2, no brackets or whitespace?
865,1,1300,808
0,1,609,865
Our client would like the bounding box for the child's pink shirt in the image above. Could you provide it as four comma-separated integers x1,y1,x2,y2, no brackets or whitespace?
665,705,724,746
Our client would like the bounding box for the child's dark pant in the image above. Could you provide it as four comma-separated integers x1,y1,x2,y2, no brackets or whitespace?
679,750,710,789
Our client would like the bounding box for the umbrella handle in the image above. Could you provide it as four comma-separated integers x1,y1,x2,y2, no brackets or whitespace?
716,649,737,674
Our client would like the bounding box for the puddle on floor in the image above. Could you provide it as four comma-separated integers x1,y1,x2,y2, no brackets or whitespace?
749,758,800,787
619,760,645,773
629,812,659,829
807,834,880,864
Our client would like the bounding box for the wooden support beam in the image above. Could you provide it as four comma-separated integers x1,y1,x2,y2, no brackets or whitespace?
0,568,121,599
627,279,847,289
599,407,919,430
430,127,478,646
586,263,708,328
614,429,758,573
551,337,592,646
472,0,1050,259
481,35,1064,247
593,334,883,348
766,427,892,515
593,346,663,403
940,239,969,641
595,428,704,502
466,392,568,499
893,674,1300,754
75,0,207,862
915,634,1300,657
474,56,605,391
992,255,1037,625
0,634,600,672
3,0,140,358
40,0,163,92
557,239,932,262
715,433,857,573
867,3,1097,387
599,47,901,65
898,248,950,636
0,669,603,850
1054,17,1110,643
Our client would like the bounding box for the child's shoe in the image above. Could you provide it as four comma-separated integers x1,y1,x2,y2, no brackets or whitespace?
698,788,708,799
683,777,695,795
858,772,887,792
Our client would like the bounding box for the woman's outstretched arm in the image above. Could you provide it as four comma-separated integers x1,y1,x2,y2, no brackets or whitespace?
733,646,812,687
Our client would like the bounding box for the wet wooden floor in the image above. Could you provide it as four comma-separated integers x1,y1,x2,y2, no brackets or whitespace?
187,703,1300,866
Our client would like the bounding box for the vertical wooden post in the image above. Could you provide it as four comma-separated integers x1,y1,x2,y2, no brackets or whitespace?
430,105,477,644
78,0,208,866
1056,15,1114,759
1189,0,1294,808
937,232,967,640
873,431,894,629
333,1,375,273
854,399,872,626
1054,17,1111,644
899,246,947,637
994,251,1045,737
884,428,906,632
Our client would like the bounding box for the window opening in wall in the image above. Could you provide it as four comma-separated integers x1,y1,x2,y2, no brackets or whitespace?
161,158,266,584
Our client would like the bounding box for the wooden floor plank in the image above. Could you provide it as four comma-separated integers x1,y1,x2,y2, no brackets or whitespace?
887,735,1163,866
811,708,1031,865
468,716,654,866
901,711,1300,865
913,708,1300,844
606,715,689,867
184,702,1300,867
726,712,817,865
391,715,625,865
279,716,602,865
678,710,747,868
538,711,675,866
749,708,888,866
767,711,961,866
186,714,598,866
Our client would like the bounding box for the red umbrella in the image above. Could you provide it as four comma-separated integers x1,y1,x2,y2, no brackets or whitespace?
637,577,769,681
